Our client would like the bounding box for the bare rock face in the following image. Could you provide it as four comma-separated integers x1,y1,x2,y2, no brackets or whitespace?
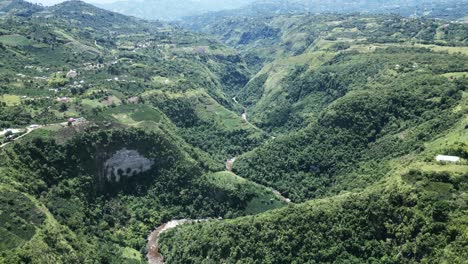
104,148,154,182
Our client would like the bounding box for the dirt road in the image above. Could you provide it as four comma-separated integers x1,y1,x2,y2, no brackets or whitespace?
0,126,41,149
0,118,85,149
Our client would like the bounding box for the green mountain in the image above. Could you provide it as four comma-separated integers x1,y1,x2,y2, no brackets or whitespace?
160,8,468,264
0,0,263,161
0,1,467,263
183,14,467,134
0,1,284,262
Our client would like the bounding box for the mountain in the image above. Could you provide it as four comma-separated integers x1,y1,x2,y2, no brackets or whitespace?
0,0,43,16
0,0,467,263
172,13,468,202
159,9,468,264
95,0,468,21
180,0,468,30
289,0,468,17
0,1,284,262
96,0,255,21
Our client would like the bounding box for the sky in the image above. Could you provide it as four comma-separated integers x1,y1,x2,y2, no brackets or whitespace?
26,0,118,6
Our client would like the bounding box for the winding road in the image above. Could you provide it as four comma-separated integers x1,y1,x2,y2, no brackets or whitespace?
0,118,85,149
0,126,41,149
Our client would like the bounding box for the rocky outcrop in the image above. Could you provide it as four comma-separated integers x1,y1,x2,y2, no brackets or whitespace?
104,148,154,182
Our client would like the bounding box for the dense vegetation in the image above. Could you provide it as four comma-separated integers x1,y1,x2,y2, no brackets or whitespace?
0,1,281,262
160,169,468,263
183,13,468,70
158,7,468,264
233,49,467,201
0,1,467,263
0,128,285,262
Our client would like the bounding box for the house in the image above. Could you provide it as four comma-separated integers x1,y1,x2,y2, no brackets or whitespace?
436,155,461,163
57,97,69,103
128,96,140,104
66,70,78,78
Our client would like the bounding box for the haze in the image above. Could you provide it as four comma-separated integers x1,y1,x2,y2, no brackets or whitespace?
27,0,118,5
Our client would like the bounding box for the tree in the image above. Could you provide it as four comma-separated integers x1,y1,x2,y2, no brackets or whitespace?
60,103,68,112
4,130,13,137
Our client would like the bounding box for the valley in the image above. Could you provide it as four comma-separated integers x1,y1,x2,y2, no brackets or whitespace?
0,0,467,263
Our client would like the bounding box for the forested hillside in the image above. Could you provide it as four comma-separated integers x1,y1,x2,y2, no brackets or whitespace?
0,1,283,262
160,8,468,264
0,0,467,263
160,168,468,263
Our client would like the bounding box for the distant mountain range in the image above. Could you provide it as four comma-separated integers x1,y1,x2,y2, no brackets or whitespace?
95,0,255,21
6,0,464,21
95,0,468,21
0,0,44,16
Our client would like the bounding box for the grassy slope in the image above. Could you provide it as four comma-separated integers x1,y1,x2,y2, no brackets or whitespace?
204,171,286,215
0,95,282,263
0,0,258,160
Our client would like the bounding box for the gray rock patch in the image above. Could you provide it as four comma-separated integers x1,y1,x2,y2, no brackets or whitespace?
104,148,154,182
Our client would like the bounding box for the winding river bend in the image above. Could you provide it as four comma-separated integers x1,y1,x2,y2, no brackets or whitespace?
147,105,291,263
147,220,188,264
147,219,208,264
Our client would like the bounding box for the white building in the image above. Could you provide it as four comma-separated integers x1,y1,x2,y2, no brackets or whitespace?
66,70,78,78
436,155,461,163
